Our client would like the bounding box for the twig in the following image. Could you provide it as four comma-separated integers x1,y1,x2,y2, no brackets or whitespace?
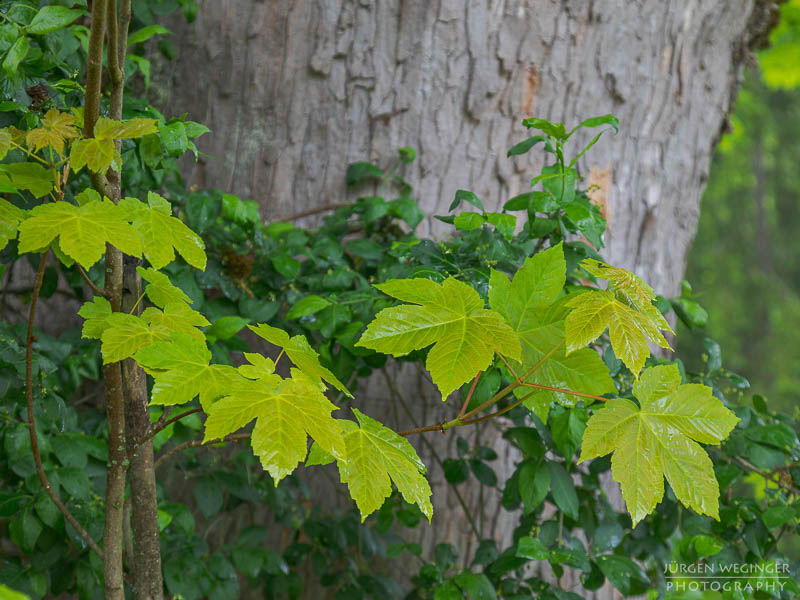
517,381,610,403
140,407,202,444
460,391,538,426
283,202,353,222
459,370,482,419
495,352,519,380
77,264,108,297
153,433,250,470
25,251,104,559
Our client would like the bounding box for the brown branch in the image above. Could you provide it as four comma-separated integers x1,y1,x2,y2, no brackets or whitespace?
282,202,353,222
140,407,202,444
154,433,251,470
458,370,482,419
83,0,107,138
25,251,104,559
77,264,108,297
517,381,610,403
460,391,538,426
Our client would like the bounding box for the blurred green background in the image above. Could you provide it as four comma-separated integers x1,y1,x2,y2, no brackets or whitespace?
679,0,800,414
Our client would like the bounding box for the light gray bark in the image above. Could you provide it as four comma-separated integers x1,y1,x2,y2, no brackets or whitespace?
154,1,776,597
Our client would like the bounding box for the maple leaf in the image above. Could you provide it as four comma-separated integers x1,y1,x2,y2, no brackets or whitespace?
308,409,433,521
0,200,26,252
17,198,141,267
70,137,118,173
142,302,209,342
0,128,11,160
25,109,79,155
137,266,192,308
579,364,739,526
133,332,239,408
489,243,615,421
249,323,352,398
203,365,345,483
119,192,206,270
0,163,53,198
99,313,171,364
356,277,521,399
78,296,112,339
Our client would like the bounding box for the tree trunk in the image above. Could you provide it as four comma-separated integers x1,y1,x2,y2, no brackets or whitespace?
154,0,777,597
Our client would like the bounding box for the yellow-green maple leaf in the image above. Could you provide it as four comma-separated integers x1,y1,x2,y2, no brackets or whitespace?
137,266,192,308
100,313,171,363
77,296,112,339
579,364,739,526
133,332,238,408
0,163,53,198
25,109,79,155
489,243,615,422
142,302,209,341
17,198,141,267
0,199,26,252
203,367,344,483
249,323,352,398
356,277,521,399
120,192,206,270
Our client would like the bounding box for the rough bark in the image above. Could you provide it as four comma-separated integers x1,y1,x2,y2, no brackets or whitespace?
154,1,777,597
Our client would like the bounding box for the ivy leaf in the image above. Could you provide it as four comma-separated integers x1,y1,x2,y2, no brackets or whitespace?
579,364,740,526
77,296,112,339
0,163,53,198
137,266,192,308
25,109,79,154
357,277,521,399
100,313,171,364
203,369,344,483
142,302,209,341
249,323,352,398
119,192,206,269
489,244,615,420
133,332,239,408
0,199,26,251
336,408,432,522
18,198,142,267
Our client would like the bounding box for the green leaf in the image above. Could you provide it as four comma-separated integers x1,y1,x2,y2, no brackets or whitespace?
203,369,345,483
25,109,79,155
389,197,424,229
78,296,113,339
357,277,521,399
127,24,171,46
138,266,192,307
518,461,549,514
760,506,795,529
486,212,516,240
0,199,26,251
335,408,432,521
142,302,210,341
579,364,740,526
206,315,249,341
286,295,331,319
100,313,171,363
0,128,11,160
346,161,383,185
398,147,416,163
0,162,53,198
133,332,239,408
9,508,42,553
569,114,619,136
18,198,141,267
0,584,31,600
158,121,189,156
516,536,549,560
507,135,549,157
70,137,117,173
2,36,28,77
104,118,159,140
521,118,567,140
119,192,206,269
193,476,223,518
451,572,496,600
449,189,484,213
547,461,579,520
26,6,84,34
453,211,486,231
489,244,615,416
249,323,352,397
564,266,672,376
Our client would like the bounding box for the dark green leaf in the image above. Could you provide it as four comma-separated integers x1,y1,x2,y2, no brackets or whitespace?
443,458,470,485
469,459,497,487
398,147,416,163
345,239,384,261
451,572,496,600
271,252,300,279
592,521,624,552
518,461,549,514
449,190,484,213
194,476,223,518
547,462,578,520
27,6,84,34
346,162,383,185
206,315,249,341
286,295,330,319
516,536,548,560
761,505,795,529
522,118,567,140
507,135,548,157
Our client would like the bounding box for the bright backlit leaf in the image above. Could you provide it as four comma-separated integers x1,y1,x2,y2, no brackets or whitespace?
336,408,432,521
137,266,192,308
203,368,344,483
489,244,615,421
77,296,112,339
133,332,238,408
0,200,26,251
100,313,171,364
579,364,739,526
357,277,521,399
249,323,352,398
70,137,117,173
18,198,142,267
142,302,209,341
0,163,53,198
25,109,79,154
120,192,206,269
